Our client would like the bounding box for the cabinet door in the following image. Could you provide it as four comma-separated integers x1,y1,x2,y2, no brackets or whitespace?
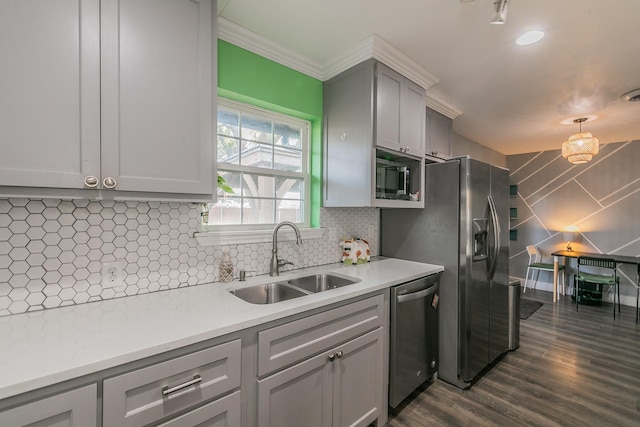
257,351,333,427
323,61,374,207
375,63,403,152
425,107,452,158
101,0,214,195
0,0,101,190
0,384,97,426
401,79,426,155
333,328,383,427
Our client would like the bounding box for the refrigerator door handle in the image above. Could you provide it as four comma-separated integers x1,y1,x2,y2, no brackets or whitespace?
487,194,500,281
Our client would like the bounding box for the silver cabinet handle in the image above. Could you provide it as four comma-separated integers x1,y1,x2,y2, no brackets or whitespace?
103,177,117,189
336,351,343,359
328,353,336,362
162,374,202,396
84,176,99,188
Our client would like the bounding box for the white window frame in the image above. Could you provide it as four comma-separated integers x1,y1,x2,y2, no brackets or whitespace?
195,98,323,246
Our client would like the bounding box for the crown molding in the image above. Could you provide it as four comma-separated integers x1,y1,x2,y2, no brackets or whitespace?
322,34,439,92
217,17,324,80
217,18,463,118
369,34,439,91
425,94,463,119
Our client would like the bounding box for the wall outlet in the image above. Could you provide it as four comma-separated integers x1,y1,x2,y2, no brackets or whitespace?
102,261,124,288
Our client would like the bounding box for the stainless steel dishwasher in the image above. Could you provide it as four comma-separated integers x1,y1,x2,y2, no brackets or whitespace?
389,273,440,408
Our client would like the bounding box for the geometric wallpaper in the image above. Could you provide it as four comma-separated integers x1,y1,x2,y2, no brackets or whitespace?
508,140,640,307
0,199,379,317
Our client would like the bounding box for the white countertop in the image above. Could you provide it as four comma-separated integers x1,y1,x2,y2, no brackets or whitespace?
0,258,442,401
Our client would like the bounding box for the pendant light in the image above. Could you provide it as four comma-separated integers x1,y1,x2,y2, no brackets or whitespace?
561,118,600,164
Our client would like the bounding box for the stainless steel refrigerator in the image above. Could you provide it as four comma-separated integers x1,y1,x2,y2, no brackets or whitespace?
380,158,510,389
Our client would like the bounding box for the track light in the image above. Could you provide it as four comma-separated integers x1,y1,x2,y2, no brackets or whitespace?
491,0,508,24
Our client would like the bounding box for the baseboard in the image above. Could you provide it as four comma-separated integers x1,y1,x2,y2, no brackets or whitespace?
512,276,639,308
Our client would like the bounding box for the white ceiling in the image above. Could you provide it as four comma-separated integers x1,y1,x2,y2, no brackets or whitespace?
218,0,640,155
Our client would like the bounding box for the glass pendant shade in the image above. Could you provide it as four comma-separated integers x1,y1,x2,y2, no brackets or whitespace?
562,131,600,164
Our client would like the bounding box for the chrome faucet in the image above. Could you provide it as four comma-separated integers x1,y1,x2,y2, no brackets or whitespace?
270,221,303,276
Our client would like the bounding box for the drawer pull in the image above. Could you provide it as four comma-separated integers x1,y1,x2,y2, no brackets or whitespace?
162,374,202,396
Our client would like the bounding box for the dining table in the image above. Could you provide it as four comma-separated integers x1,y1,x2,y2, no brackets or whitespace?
550,250,640,303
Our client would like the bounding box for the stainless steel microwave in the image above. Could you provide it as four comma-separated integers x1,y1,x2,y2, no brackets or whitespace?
375,157,411,200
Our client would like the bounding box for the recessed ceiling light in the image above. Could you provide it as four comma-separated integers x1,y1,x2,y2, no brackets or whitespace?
516,30,544,46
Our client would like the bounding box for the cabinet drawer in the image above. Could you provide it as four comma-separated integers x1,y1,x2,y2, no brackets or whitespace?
103,339,241,427
0,384,97,426
258,294,384,376
157,390,241,427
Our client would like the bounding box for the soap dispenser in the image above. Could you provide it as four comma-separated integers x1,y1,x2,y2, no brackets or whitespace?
219,251,234,283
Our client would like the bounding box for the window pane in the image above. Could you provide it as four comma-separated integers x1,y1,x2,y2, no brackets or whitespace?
274,123,301,148
274,147,302,172
215,100,309,228
209,197,242,225
241,141,273,169
242,174,275,198
241,114,272,144
277,199,303,223
217,136,239,164
276,177,304,200
217,170,241,197
242,198,274,224
218,108,239,136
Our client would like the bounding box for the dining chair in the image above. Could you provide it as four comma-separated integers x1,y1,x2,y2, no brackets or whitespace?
524,245,565,294
575,256,620,318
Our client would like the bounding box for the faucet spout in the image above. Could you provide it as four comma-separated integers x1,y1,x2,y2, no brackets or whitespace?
270,221,303,276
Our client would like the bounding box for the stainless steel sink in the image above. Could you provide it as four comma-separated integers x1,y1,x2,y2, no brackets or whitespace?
230,273,361,304
287,273,360,293
230,283,309,304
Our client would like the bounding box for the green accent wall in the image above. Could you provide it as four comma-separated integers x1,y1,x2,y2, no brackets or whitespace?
218,40,323,227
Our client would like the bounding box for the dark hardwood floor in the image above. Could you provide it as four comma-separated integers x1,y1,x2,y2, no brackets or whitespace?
386,289,640,426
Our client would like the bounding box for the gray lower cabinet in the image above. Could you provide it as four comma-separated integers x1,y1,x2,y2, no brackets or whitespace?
257,329,383,427
156,390,241,427
0,384,97,426
103,339,241,427
0,0,215,199
425,107,453,159
255,295,385,427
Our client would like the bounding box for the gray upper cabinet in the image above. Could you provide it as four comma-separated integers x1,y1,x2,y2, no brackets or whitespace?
375,63,425,155
0,0,215,199
100,0,214,196
425,107,453,159
0,0,101,191
324,59,425,208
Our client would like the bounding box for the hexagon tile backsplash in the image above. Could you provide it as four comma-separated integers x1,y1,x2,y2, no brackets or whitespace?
0,199,379,317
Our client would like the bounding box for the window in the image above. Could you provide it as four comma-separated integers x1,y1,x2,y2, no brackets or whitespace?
209,99,310,229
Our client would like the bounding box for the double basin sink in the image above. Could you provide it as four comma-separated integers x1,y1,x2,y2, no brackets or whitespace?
230,273,361,304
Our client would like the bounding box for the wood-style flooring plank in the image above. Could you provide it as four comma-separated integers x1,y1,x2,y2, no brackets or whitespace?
386,289,640,426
